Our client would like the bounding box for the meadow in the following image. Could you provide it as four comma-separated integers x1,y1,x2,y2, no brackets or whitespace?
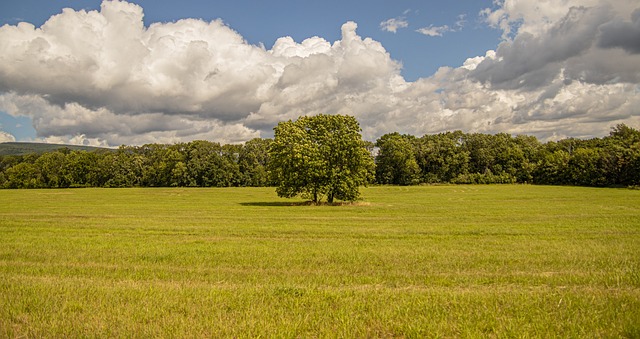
1,185,639,337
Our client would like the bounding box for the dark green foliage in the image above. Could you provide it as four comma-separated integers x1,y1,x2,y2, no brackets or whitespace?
534,149,571,185
530,124,640,187
413,131,469,183
183,141,240,187
238,138,272,187
269,114,374,203
375,133,420,185
2,162,40,188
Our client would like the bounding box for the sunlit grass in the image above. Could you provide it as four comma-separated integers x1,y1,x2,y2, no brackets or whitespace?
1,185,639,337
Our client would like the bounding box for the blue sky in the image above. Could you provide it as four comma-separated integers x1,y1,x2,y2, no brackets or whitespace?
0,0,638,145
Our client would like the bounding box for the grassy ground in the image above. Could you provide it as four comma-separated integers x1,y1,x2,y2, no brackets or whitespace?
1,185,639,337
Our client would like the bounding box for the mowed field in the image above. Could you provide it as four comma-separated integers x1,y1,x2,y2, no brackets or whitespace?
1,185,639,337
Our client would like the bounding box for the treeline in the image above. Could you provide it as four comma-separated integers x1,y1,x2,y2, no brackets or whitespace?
0,139,271,188
375,124,639,187
1,124,638,189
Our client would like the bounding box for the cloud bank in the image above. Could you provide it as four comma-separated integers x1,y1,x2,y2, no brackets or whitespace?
0,0,638,146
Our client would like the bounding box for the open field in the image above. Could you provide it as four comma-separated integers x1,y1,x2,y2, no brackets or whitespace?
1,185,639,337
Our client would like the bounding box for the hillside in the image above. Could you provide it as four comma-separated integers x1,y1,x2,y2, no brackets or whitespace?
0,142,111,156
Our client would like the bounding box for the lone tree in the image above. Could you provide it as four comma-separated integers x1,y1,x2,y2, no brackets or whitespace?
268,114,374,203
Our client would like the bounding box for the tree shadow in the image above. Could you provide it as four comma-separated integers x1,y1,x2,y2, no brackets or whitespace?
239,201,311,207
239,201,367,207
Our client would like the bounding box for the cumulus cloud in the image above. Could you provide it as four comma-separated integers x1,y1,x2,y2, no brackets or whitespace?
0,130,16,143
0,0,638,146
380,17,409,33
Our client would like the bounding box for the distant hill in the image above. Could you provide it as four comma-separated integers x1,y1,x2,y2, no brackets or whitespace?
0,142,112,156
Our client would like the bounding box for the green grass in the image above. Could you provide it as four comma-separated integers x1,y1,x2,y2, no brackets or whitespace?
1,185,639,337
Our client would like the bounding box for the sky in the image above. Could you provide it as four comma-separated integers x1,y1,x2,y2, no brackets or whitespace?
0,0,639,146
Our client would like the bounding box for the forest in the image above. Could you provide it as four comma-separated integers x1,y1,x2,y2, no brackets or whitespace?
0,124,638,189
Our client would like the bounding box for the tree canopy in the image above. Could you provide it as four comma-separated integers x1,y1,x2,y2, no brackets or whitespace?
375,133,420,185
268,114,374,203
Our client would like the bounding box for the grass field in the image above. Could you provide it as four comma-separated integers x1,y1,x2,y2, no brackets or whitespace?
1,185,639,337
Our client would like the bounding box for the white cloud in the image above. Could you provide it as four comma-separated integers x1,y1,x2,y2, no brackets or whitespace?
416,25,451,37
456,14,467,29
380,17,409,33
0,0,638,146
416,13,466,37
0,130,16,143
